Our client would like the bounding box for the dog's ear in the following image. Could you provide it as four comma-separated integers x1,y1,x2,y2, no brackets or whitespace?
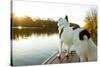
65,15,68,22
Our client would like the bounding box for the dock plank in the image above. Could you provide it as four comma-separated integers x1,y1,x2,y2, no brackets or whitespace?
42,51,80,64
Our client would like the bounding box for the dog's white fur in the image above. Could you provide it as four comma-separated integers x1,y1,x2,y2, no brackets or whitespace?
57,18,97,62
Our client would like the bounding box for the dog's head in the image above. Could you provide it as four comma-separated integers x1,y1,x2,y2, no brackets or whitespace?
57,17,69,28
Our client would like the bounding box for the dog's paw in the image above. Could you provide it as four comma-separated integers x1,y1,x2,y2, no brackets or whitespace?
57,54,61,58
65,53,69,57
65,53,68,56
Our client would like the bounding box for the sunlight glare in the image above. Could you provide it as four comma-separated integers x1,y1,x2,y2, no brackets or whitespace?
18,26,22,29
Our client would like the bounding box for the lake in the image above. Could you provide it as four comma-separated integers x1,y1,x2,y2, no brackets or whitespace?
11,28,59,66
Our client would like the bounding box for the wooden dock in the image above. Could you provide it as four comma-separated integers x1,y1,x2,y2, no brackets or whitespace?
42,51,80,64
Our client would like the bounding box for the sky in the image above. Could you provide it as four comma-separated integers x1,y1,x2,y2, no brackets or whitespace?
13,0,97,27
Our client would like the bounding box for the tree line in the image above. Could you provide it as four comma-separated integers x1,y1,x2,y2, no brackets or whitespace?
12,14,58,30
11,13,80,31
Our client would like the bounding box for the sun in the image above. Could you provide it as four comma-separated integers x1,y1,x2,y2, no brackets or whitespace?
18,26,22,29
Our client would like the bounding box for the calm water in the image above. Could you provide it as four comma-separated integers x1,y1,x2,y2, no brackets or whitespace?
12,28,59,66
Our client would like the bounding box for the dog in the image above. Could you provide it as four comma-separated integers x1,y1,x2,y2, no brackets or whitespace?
57,16,74,57
57,16,97,62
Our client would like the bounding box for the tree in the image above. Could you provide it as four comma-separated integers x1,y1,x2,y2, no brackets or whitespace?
83,8,97,44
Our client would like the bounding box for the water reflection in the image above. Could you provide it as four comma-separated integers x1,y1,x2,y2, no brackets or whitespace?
12,28,58,40
12,28,59,66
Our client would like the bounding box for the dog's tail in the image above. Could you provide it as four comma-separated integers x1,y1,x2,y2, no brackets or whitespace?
80,29,97,48
79,29,91,40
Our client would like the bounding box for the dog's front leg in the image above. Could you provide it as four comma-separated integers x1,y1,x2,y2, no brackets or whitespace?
65,47,69,57
57,40,63,58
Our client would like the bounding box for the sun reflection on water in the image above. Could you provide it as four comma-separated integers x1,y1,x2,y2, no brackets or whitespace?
17,26,22,29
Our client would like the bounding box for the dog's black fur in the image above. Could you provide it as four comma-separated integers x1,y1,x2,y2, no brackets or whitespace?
72,26,80,30
79,29,91,40
65,15,90,40
59,28,64,38
65,15,80,30
65,15,68,22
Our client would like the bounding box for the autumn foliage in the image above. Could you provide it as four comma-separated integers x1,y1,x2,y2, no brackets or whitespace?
83,9,97,44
